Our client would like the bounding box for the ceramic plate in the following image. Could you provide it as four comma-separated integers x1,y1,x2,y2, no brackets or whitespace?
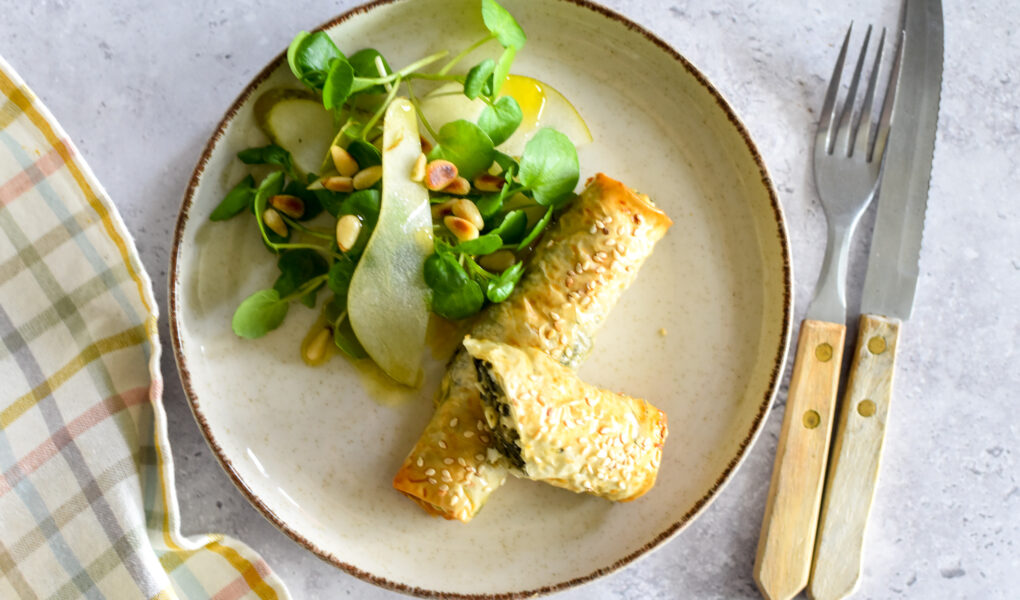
170,0,792,596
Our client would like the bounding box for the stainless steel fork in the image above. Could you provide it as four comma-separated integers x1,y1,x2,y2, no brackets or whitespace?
754,24,902,600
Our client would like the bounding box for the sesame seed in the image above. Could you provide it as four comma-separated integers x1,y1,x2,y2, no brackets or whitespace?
441,470,452,482
477,420,484,430
595,219,604,229
428,477,437,484
438,440,447,449
444,458,454,465
617,226,626,235
589,225,598,234
416,457,424,467
550,312,560,321
425,467,436,475
449,418,459,428
464,431,475,438
480,434,490,444
605,238,616,247
475,453,485,461
457,457,467,466
439,483,450,492
450,494,460,504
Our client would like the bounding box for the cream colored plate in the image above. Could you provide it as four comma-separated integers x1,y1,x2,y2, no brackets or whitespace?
170,0,792,596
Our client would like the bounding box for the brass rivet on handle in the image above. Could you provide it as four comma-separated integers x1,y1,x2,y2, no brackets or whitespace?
803,410,821,429
857,399,877,417
815,343,833,362
867,335,887,354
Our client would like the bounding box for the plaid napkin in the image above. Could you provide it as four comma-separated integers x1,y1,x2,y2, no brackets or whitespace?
0,57,290,599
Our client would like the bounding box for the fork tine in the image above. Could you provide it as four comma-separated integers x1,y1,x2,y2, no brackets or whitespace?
871,29,906,162
817,23,853,155
853,27,886,159
834,25,872,156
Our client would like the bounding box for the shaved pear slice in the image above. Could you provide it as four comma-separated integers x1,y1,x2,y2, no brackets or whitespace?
419,75,592,156
347,98,433,387
254,88,336,178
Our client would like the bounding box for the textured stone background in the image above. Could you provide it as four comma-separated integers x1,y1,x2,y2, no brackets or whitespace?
0,0,1016,598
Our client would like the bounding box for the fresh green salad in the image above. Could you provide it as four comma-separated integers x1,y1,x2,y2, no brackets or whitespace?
209,0,590,385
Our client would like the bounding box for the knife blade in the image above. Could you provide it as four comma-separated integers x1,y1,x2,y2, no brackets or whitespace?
860,0,943,319
808,1,943,599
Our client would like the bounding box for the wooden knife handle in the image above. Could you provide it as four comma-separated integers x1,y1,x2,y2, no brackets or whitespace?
754,319,846,600
808,314,901,600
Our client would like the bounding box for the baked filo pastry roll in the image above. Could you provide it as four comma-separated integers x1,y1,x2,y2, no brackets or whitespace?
464,337,668,502
393,174,672,520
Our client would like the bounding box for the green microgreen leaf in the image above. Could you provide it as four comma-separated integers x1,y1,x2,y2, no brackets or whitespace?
210,175,255,221
287,31,345,90
327,257,357,299
323,59,355,110
424,249,485,319
491,46,516,96
315,189,345,217
464,58,496,99
478,96,522,146
490,209,527,244
273,249,329,308
346,139,381,168
238,144,300,181
476,193,504,221
334,313,368,358
455,233,502,256
428,119,495,179
349,48,391,94
518,128,579,207
485,261,524,302
481,0,526,50
516,206,553,250
232,289,289,339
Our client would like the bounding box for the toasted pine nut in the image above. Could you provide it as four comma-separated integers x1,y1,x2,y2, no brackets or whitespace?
425,160,458,191
323,176,354,192
442,176,471,196
479,250,516,272
336,214,362,252
473,173,505,193
444,216,479,242
304,328,331,363
269,194,305,219
330,146,359,176
430,199,457,220
353,165,383,190
410,153,427,182
451,199,484,230
263,208,288,237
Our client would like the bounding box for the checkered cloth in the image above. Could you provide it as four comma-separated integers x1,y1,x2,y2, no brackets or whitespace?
0,57,290,599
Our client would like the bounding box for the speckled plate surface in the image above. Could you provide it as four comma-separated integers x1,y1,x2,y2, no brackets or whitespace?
169,0,792,597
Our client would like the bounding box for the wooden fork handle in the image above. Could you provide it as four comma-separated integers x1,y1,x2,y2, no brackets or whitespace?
754,319,846,600
808,315,901,600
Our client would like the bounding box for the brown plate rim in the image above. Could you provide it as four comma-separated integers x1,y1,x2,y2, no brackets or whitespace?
168,0,793,597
